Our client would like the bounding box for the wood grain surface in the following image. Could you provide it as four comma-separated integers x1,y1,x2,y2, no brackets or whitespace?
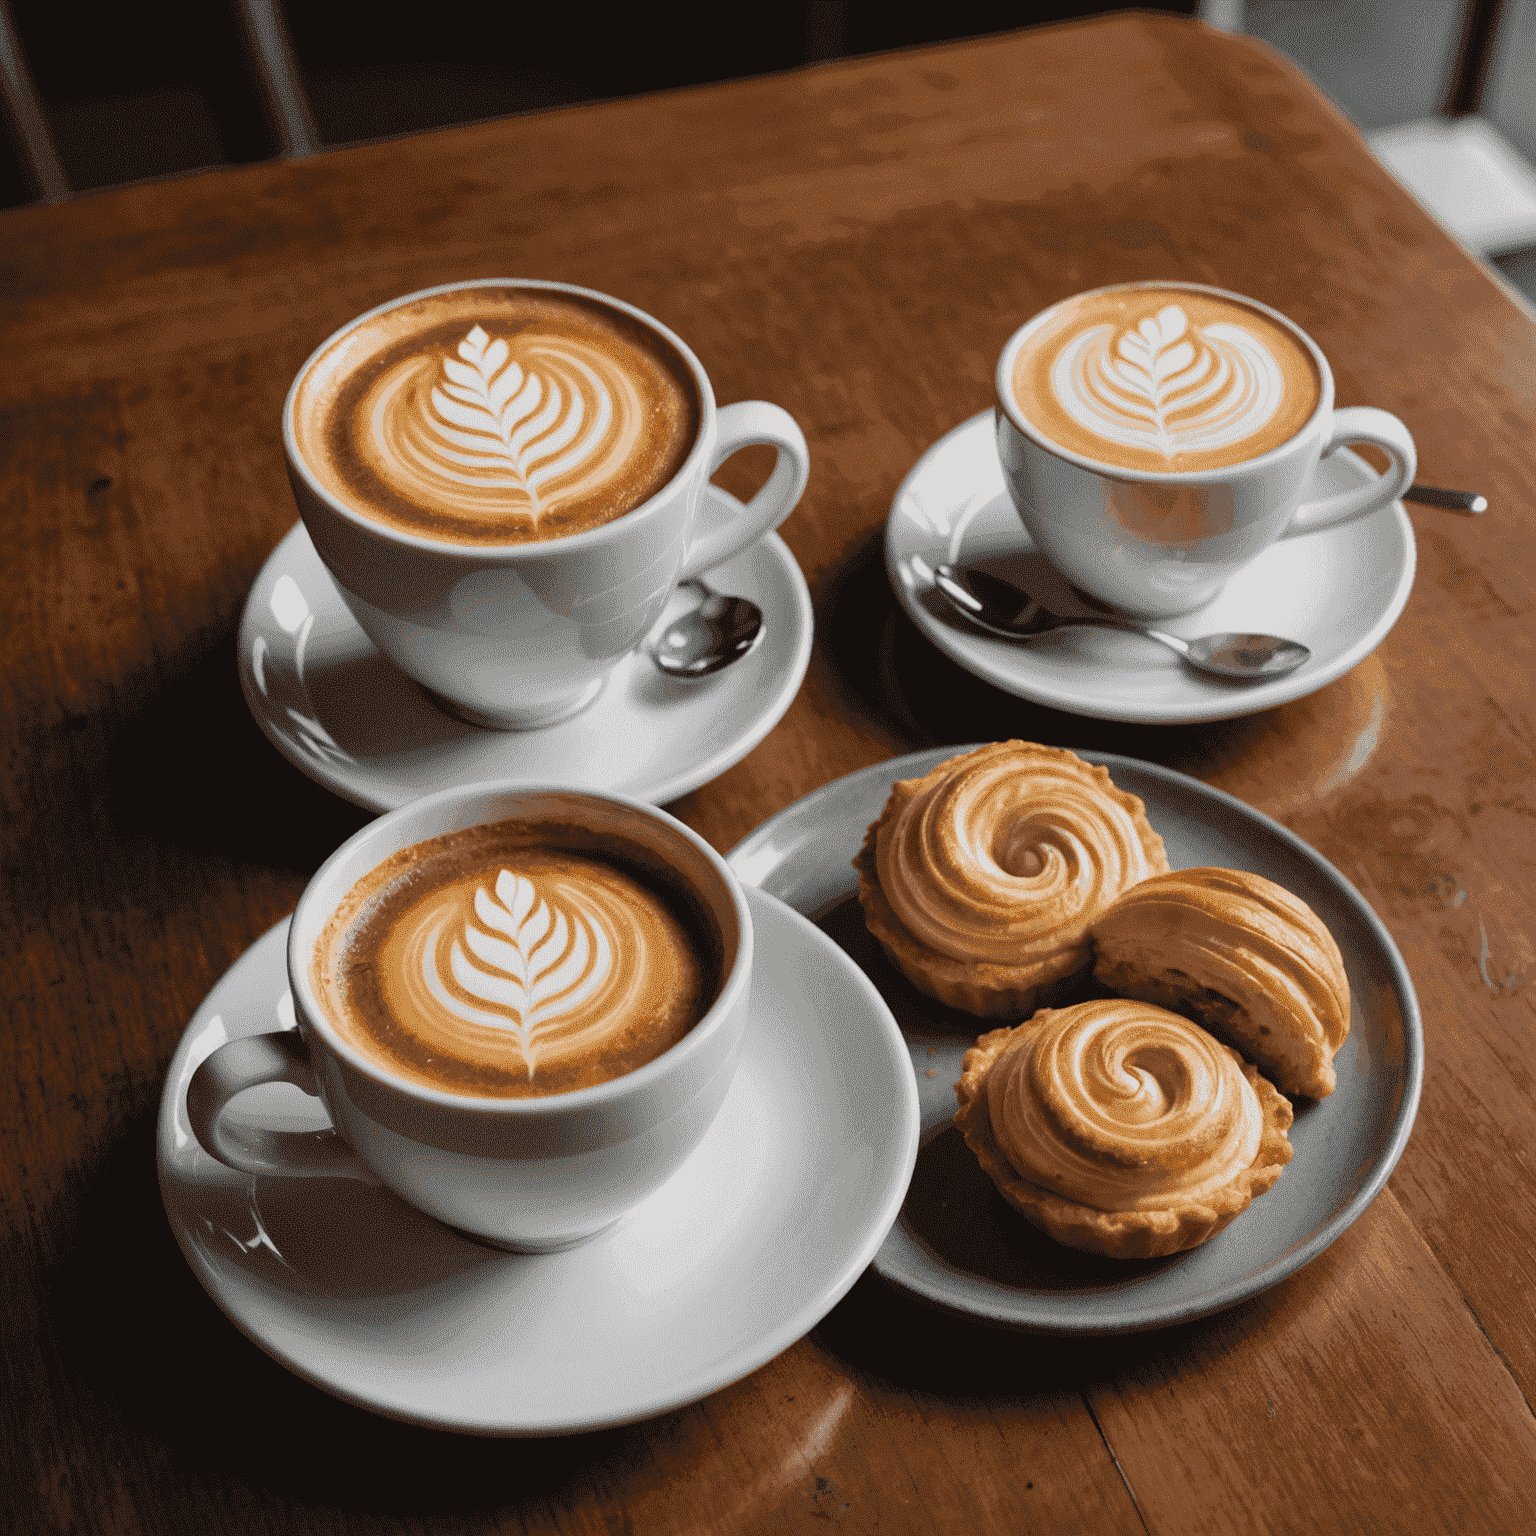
3,12,1533,1533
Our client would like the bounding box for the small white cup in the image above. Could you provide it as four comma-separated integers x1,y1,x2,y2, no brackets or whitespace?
284,279,811,728
994,281,1416,618
186,783,753,1253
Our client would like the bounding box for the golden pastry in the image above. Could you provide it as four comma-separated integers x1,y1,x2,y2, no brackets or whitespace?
1090,867,1350,1098
855,742,1168,1017
954,998,1293,1258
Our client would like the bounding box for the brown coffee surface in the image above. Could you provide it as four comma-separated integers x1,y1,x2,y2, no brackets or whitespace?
291,287,702,544
1010,286,1322,473
314,820,721,1097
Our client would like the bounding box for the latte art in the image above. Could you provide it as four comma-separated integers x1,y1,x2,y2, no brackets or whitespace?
409,869,639,1077
1051,305,1282,461
316,823,717,1097
368,326,640,529
1010,285,1322,474
291,286,702,545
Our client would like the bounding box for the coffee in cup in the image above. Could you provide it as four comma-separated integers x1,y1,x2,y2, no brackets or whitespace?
289,287,703,546
994,280,1415,618
186,783,753,1251
285,280,810,729
1006,286,1323,474
314,818,723,1098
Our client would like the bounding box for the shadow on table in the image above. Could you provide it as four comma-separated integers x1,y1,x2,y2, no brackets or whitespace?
30,963,1275,1526
7,614,371,939
815,523,1292,777
809,1264,1248,1403
34,1104,678,1518
102,618,372,872
37,1095,1256,1522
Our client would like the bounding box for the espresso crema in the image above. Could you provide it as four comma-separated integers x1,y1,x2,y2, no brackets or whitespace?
290,287,703,544
1010,287,1323,473
314,821,720,1097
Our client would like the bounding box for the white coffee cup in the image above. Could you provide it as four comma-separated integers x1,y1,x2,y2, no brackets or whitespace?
994,280,1416,618
284,279,810,729
186,782,753,1253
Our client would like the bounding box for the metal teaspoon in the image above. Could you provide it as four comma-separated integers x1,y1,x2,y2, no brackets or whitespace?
649,578,765,679
1405,485,1486,514
931,564,1311,681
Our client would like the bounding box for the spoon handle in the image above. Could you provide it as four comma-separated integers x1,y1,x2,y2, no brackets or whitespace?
1404,484,1487,514
1135,625,1192,659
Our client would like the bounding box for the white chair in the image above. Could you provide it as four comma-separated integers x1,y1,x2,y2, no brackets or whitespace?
1199,0,1536,265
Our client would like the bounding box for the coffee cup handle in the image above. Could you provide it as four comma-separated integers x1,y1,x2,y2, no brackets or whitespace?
680,401,810,579
186,1028,378,1182
1283,407,1416,539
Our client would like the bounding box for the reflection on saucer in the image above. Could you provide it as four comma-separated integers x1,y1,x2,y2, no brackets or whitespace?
248,573,359,770
238,497,812,811
159,891,917,1434
886,411,1415,725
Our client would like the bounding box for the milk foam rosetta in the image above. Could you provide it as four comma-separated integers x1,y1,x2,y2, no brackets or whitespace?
318,825,713,1097
985,1000,1265,1211
1011,287,1322,473
292,289,701,545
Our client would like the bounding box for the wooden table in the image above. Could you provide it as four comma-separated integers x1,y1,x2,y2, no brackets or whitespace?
4,12,1533,1532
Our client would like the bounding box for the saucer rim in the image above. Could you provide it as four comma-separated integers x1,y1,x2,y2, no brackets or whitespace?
728,744,1424,1334
237,494,813,812
157,885,919,1435
885,409,1416,724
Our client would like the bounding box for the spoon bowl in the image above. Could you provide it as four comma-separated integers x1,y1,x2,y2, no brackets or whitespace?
932,565,1311,681
650,579,765,679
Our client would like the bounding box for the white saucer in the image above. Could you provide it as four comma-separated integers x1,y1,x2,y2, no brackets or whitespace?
238,487,813,811
729,747,1422,1334
157,885,918,1435
885,411,1416,724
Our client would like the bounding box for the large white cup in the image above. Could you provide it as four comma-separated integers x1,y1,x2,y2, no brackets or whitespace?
994,281,1415,618
284,279,811,728
186,782,753,1253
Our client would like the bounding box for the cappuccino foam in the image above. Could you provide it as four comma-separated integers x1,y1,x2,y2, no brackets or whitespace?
291,287,702,544
1010,287,1322,473
315,820,720,1098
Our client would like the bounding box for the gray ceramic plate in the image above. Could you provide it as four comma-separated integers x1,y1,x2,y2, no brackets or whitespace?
728,746,1423,1333
238,498,812,812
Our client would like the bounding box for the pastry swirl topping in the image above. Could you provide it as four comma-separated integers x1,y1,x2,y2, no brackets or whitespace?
875,742,1165,966
1091,866,1350,1098
986,999,1264,1211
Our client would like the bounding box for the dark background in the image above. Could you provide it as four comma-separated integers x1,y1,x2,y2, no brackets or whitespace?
0,0,1196,208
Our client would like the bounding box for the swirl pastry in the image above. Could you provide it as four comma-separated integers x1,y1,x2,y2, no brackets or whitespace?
1090,867,1350,1099
954,999,1293,1258
854,743,1168,1017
